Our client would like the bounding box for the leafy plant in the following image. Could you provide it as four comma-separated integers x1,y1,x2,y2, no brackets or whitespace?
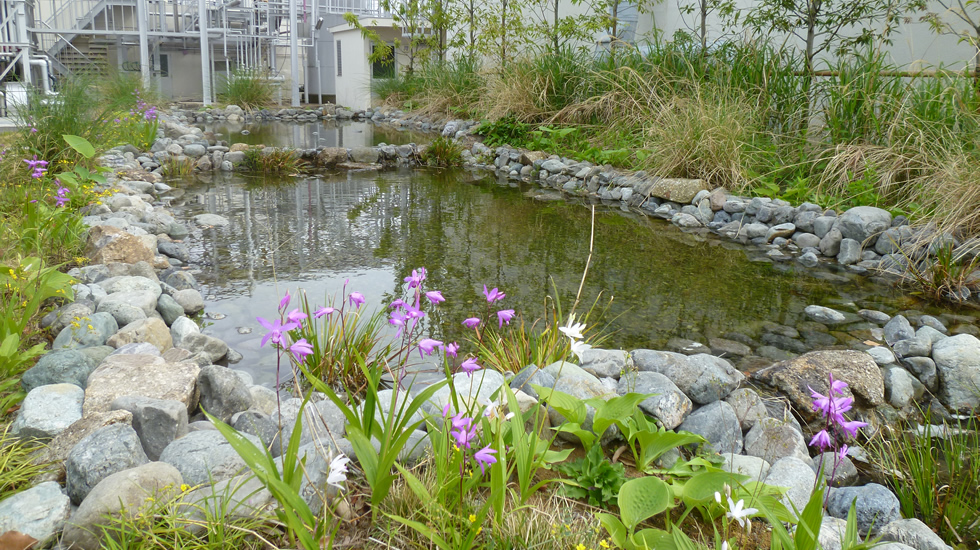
475,117,531,148
0,425,54,500
555,444,627,506
218,69,275,109
424,136,464,167
241,148,300,174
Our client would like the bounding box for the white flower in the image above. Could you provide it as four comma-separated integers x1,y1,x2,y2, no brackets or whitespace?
483,401,498,418
721,542,729,550
559,315,587,341
504,412,516,420
326,454,351,489
570,340,592,361
714,491,722,505
726,497,758,529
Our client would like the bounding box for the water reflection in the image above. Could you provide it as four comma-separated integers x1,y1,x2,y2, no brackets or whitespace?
195,119,426,149
169,168,958,387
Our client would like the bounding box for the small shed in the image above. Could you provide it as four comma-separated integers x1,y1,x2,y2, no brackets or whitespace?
330,18,407,110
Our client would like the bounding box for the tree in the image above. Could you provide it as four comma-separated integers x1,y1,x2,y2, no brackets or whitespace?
921,0,980,89
742,0,911,74
528,0,610,55
679,0,738,51
344,0,454,75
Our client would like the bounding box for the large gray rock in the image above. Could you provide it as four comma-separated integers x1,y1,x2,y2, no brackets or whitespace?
509,364,555,399
97,290,158,320
270,398,348,448
106,317,173,353
631,350,743,404
764,456,816,514
99,276,162,297
170,316,200,348
0,481,71,543
66,424,149,504
83,353,201,415
743,417,809,464
173,289,205,314
835,206,892,244
539,361,617,443
179,474,274,529
21,349,97,392
42,301,95,335
882,366,916,410
884,315,916,346
826,483,901,536
12,383,84,440
159,430,258,486
932,334,980,412
198,365,253,421
648,178,707,204
232,410,282,457
156,293,185,325
61,462,182,550
812,451,859,487
893,337,932,358
837,238,862,265
111,396,189,461
676,401,742,454
579,349,628,378
804,305,848,325
724,388,768,431
878,518,953,550
349,146,380,164
722,454,771,484
617,371,692,429
180,333,230,365
52,312,118,349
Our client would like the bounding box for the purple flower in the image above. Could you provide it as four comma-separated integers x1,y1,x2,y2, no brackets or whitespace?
445,342,459,357
497,309,515,328
425,290,445,305
405,302,425,322
840,419,868,438
462,317,481,329
483,285,505,303
290,338,314,362
460,357,481,376
450,412,471,430
474,445,498,474
809,429,832,452
279,292,291,312
443,402,452,417
30,127,37,133
349,292,365,309
313,306,335,318
417,338,444,358
390,299,407,309
451,421,477,449
55,185,69,207
286,308,308,325
389,309,408,337
404,268,426,289
257,317,298,347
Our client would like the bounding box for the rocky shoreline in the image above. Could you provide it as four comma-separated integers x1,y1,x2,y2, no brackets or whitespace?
0,107,973,550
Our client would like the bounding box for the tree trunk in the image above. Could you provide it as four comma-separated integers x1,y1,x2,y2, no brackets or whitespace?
700,0,707,51
501,0,508,67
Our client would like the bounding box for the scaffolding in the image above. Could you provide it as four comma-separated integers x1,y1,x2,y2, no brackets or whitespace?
0,0,386,107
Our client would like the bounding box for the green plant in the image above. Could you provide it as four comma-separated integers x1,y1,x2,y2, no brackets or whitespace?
218,70,275,109
0,425,53,500
16,77,114,165
424,136,464,167
555,444,627,506
162,157,195,177
475,116,531,148
241,148,300,174
96,70,163,112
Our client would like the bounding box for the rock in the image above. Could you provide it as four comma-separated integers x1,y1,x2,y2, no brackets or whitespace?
884,315,916,345
820,229,843,257
618,371,692,429
12,384,84,440
111,396,189,461
835,206,892,244
893,337,932,358
744,417,809,463
84,225,155,264
767,223,796,242
66,424,149,504
271,398,347,448
180,333,230,364
0,482,69,544
859,309,891,324
349,146,380,164
83,354,200,416
813,451,859,487
173,289,205,314
182,143,207,158
180,474,274,529
932,334,980,412
106,318,173,352
722,454,771,484
764,457,816,515
837,238,862,265
878,518,952,550
579,349,628,378
248,386,279,416
541,363,617,444
903,356,938,391
915,326,947,345
867,346,896,366
156,294,184,325
21,350,97,392
753,350,885,420
51,312,119,350
159,430,258,485
34,411,133,475
317,147,348,167
882,364,914,409
817,517,850,550
648,178,707,204
193,214,229,227
724,388,768,431
804,305,848,325
61,462,182,550
826,483,901,535
509,364,555,399
631,350,743,404
162,270,199,291
677,401,742,454
42,301,95,335
709,338,753,358
198,365,253,421
232,411,281,457
170,316,200,348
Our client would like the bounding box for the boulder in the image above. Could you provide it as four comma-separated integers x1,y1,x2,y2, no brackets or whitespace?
84,225,155,265
316,147,348,167
61,462,182,550
0,481,71,544
826,483,901,536
198,365,254,421
878,518,953,550
105,318,173,352
743,417,810,464
21,350,97,392
34,410,133,477
647,178,707,204
764,456,816,515
617,371,692,429
835,206,891,244
932,334,980,411
676,401,742,454
631,350,743,404
51,312,118,350
159,430,259,486
12,384,84,441
83,354,201,415
111,396,189,461
66,424,149,504
723,388,768,431
579,349,628,378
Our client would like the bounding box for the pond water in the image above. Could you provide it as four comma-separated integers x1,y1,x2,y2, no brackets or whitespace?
165,167,978,388
195,119,425,150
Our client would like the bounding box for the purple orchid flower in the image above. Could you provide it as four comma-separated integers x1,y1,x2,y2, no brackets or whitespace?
257,317,298,347
497,309,515,328
462,317,481,329
474,445,498,474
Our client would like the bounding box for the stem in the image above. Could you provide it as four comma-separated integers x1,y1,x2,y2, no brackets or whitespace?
571,205,595,314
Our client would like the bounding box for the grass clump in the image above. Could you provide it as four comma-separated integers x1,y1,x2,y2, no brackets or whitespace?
241,147,300,174
218,69,275,110
0,426,53,500
423,136,464,167
162,157,195,177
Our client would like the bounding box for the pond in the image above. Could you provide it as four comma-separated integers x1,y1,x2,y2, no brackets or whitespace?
195,119,426,150
165,166,978,388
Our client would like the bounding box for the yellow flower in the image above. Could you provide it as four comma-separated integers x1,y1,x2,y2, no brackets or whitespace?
468,514,476,523
600,541,610,549
476,527,483,535
180,484,190,492
575,544,586,550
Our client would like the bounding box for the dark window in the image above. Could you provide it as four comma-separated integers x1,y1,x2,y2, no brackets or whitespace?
372,45,394,78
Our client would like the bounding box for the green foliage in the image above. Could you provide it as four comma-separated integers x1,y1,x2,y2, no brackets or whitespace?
475,117,532,148
0,425,54,501
555,444,627,506
162,157,195,177
241,148,300,174
16,77,114,165
424,136,464,167
218,70,274,109
96,70,163,112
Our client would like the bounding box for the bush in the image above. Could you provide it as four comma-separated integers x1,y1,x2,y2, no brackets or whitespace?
218,69,275,109
423,136,464,167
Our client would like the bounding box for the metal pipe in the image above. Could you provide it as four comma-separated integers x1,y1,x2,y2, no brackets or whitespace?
29,58,54,94
15,0,31,85
199,0,212,105
289,0,299,106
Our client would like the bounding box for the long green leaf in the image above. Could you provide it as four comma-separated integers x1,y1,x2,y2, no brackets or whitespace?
531,383,586,424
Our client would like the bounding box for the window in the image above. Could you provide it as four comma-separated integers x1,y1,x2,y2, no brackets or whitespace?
336,41,342,76
371,45,395,79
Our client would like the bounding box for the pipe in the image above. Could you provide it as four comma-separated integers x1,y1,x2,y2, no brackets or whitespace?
29,58,54,95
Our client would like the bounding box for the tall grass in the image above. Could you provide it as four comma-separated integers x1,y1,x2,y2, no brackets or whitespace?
218,69,275,109
16,77,113,165
96,70,164,112
0,425,54,500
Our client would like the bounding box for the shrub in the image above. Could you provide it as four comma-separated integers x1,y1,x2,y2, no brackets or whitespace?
423,136,463,167
218,69,275,110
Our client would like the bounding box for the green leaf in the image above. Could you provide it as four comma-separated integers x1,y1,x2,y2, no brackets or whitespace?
632,528,675,550
619,476,671,531
531,383,586,424
794,482,825,550
63,135,96,158
597,513,629,549
679,471,748,503
589,392,651,437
